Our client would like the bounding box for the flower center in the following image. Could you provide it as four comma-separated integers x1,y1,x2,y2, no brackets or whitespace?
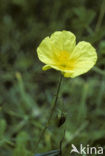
53,51,75,70
59,51,70,64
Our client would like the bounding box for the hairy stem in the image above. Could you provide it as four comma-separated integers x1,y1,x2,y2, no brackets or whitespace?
34,74,63,152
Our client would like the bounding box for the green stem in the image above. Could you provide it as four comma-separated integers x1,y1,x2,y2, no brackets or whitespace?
95,0,105,32
34,74,63,152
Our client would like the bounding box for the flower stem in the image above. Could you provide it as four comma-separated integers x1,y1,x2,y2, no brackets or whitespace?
34,74,63,152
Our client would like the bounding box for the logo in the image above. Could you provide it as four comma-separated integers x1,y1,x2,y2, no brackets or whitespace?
70,144,103,155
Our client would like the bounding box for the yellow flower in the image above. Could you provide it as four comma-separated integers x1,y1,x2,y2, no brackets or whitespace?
37,31,97,78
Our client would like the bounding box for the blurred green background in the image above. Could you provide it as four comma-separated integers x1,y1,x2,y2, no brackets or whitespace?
0,0,105,155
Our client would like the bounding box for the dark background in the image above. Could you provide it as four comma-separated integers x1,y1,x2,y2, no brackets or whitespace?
0,0,105,155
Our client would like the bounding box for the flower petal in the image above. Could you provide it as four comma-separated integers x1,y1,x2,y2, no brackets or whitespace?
63,71,74,78
50,30,76,52
37,37,54,64
42,65,51,71
70,41,97,78
37,31,76,66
